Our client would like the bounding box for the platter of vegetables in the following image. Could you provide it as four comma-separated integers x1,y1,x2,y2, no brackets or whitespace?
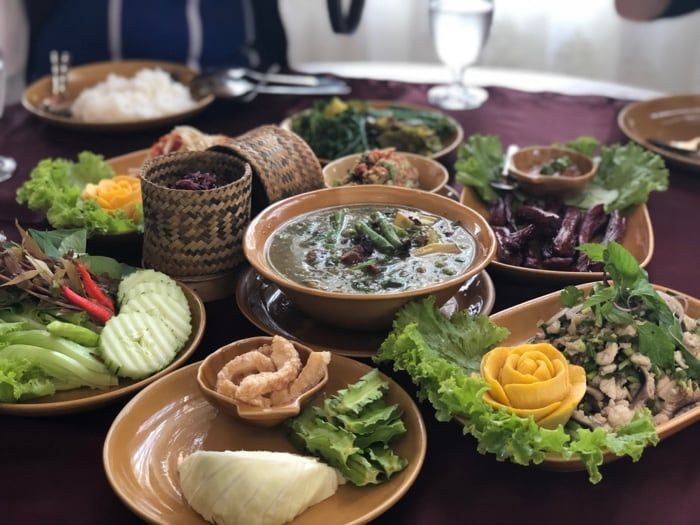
376,242,699,483
104,352,426,525
282,98,463,162
0,227,205,415
16,151,143,237
457,135,667,283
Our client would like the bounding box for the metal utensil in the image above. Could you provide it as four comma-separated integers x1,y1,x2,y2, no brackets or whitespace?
0,156,17,183
648,136,700,156
490,144,519,191
190,74,350,101
42,50,72,116
219,68,340,88
241,63,280,103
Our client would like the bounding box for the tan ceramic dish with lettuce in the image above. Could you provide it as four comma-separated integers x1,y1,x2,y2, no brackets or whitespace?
22,60,214,132
460,186,654,285
487,282,700,472
322,151,449,194
197,336,328,427
103,357,427,525
244,185,497,331
0,283,206,416
280,100,464,163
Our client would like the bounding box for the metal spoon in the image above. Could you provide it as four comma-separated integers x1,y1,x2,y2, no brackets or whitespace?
490,144,519,191
190,75,350,100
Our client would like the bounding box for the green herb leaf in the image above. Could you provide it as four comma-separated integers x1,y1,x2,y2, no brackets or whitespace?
560,286,584,307
637,322,676,370
28,228,87,258
564,136,600,156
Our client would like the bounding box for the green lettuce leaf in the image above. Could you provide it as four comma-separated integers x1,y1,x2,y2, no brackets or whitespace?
564,136,600,156
567,143,668,211
0,357,56,402
375,297,659,483
454,135,503,203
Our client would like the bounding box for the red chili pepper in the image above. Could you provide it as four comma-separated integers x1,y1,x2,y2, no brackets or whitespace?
62,285,113,324
75,261,115,312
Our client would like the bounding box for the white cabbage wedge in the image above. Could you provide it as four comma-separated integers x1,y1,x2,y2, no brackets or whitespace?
178,450,344,525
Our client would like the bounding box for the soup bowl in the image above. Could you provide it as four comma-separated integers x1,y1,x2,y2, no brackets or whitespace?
322,151,449,193
243,186,496,330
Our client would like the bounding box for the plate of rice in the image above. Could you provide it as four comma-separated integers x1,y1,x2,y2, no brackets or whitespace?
22,60,215,132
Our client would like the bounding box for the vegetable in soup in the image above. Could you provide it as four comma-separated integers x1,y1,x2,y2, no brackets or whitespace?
267,205,476,294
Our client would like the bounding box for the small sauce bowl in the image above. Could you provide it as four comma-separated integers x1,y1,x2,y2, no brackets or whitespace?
509,146,596,195
197,336,328,427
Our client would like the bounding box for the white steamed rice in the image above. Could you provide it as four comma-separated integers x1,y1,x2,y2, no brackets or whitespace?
71,68,197,123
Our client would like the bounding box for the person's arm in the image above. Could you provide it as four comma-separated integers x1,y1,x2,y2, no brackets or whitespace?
615,0,698,20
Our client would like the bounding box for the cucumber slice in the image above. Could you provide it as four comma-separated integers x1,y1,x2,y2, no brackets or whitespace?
120,292,192,346
117,270,175,304
120,281,187,308
99,313,180,379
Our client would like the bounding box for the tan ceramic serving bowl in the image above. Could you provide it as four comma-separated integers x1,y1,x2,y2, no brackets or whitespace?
244,185,497,331
22,60,214,132
322,151,449,194
509,146,596,195
197,336,328,428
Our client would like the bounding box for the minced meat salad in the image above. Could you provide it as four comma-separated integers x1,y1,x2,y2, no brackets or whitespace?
340,149,420,188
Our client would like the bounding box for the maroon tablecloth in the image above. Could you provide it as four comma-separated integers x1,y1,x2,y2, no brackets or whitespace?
1,79,699,525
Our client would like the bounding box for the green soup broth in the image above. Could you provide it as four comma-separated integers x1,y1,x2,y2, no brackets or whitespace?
266,205,477,294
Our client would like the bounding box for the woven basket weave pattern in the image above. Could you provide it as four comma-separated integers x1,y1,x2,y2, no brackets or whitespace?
214,125,323,208
141,151,252,277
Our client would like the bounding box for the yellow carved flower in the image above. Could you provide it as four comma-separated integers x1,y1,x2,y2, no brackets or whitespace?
82,175,142,220
480,343,586,429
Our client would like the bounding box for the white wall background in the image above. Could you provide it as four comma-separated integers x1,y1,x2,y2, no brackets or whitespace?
280,0,700,93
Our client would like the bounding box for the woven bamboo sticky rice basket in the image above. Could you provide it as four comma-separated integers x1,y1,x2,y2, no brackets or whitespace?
140,150,252,283
211,125,324,212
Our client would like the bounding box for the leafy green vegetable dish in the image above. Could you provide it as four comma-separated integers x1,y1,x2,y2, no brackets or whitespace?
16,151,143,235
290,98,458,160
375,241,700,483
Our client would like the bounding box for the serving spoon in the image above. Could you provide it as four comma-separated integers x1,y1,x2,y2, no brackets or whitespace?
490,144,520,191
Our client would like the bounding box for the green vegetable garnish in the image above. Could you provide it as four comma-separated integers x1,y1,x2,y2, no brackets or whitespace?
454,134,504,203
17,151,143,235
288,369,407,486
375,296,659,483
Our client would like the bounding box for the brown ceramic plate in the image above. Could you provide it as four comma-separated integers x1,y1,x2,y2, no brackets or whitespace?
22,60,214,132
322,152,449,193
280,100,464,163
103,358,427,525
489,282,700,471
0,283,205,416
235,266,495,358
460,186,654,284
618,95,700,171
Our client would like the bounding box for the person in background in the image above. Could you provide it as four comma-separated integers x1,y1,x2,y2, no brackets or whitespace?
0,0,365,105
615,0,699,20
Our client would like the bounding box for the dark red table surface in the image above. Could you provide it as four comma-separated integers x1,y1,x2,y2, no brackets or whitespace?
1,79,699,525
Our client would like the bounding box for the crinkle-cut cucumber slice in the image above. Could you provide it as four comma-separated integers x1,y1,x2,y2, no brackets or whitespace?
120,280,187,308
99,312,179,379
120,292,192,346
117,269,176,304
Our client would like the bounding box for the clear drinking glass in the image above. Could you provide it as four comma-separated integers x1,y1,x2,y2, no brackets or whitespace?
428,0,494,110
0,49,6,118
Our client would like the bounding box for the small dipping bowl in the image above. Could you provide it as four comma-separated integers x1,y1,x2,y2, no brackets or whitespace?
322,151,449,194
197,336,328,427
509,146,596,195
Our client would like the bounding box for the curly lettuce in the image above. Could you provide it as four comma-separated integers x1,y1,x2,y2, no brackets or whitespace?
375,296,658,483
454,134,504,203
16,151,142,235
0,357,56,402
